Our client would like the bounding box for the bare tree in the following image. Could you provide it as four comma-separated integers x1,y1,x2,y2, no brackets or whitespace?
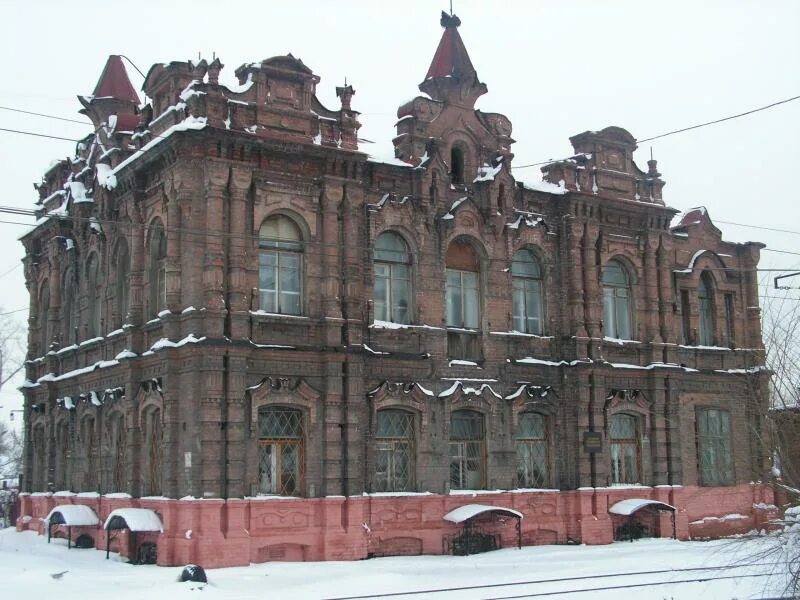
0,421,22,477
0,308,25,393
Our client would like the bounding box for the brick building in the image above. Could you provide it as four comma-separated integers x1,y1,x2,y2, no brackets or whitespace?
18,13,776,566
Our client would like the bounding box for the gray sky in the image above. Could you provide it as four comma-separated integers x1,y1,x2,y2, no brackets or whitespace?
0,0,798,419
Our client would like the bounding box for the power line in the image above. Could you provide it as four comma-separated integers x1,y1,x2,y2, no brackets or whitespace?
321,560,784,600
0,105,90,126
512,93,800,170
714,219,800,237
0,126,84,143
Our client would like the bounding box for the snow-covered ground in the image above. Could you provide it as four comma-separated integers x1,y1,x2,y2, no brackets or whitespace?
0,527,791,599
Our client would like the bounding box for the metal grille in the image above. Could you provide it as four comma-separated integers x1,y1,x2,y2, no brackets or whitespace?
258,408,304,496
697,408,733,485
609,414,639,484
516,413,549,488
450,410,485,489
375,410,414,492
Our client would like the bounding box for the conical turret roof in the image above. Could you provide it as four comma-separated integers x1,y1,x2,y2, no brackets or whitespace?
424,12,477,81
93,55,140,104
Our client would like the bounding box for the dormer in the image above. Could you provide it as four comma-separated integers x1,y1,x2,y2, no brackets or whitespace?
542,126,666,204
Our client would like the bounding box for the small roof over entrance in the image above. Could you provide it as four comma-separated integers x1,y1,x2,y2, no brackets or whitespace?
104,508,163,532
609,498,676,516
46,504,100,527
443,504,523,523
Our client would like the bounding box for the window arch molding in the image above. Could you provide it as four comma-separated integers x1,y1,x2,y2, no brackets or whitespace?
510,246,546,335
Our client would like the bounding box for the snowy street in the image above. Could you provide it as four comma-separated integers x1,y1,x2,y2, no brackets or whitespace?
0,527,791,599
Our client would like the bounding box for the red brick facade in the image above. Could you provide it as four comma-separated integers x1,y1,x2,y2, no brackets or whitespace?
18,14,774,566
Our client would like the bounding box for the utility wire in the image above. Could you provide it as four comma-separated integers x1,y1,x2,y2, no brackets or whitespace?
322,560,784,600
0,105,90,126
512,93,800,170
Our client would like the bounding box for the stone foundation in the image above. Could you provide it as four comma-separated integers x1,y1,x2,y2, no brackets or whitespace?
16,483,777,568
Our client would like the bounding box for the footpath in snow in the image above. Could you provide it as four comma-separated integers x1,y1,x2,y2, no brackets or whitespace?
0,527,791,599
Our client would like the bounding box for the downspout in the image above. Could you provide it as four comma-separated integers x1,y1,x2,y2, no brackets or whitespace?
220,166,232,501
338,184,349,498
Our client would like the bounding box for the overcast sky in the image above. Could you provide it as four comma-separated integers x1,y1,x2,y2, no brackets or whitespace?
0,0,798,419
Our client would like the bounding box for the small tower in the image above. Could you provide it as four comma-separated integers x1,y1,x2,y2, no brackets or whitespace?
78,55,140,131
419,11,487,107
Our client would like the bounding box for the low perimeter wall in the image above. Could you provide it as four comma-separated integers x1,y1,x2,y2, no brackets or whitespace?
16,483,778,568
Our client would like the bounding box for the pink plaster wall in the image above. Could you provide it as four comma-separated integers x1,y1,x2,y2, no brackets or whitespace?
16,483,776,568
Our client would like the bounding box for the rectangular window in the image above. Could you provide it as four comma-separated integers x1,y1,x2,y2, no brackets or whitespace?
258,408,304,496
697,408,734,486
681,289,691,344
375,410,414,492
259,250,301,314
512,278,543,334
450,411,485,490
516,413,549,488
446,269,479,329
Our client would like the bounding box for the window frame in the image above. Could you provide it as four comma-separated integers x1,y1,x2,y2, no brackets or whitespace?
257,406,305,496
148,222,167,317
698,271,715,346
602,259,633,340
515,412,550,488
511,249,544,335
258,215,304,316
608,413,641,485
374,408,415,492
449,409,486,490
373,232,412,325
696,407,734,486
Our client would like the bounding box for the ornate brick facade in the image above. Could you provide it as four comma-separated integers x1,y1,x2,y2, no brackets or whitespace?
18,14,775,566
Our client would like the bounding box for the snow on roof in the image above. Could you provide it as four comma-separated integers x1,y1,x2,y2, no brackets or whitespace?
46,504,100,526
443,504,523,523
104,508,163,532
609,498,676,516
519,179,568,195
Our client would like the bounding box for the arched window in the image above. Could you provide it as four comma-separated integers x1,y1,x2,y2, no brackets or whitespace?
698,271,715,346
259,215,303,315
39,282,50,354
516,412,549,488
609,413,640,484
450,409,485,490
696,408,733,486
62,268,77,345
373,232,411,324
115,240,130,326
450,145,465,185
511,249,544,334
111,413,127,492
82,416,96,490
86,255,102,337
55,420,70,491
257,407,304,496
148,221,167,316
602,260,632,339
375,409,414,492
142,407,163,496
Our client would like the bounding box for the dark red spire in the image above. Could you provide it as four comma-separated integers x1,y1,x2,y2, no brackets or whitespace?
93,55,140,104
424,12,476,81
